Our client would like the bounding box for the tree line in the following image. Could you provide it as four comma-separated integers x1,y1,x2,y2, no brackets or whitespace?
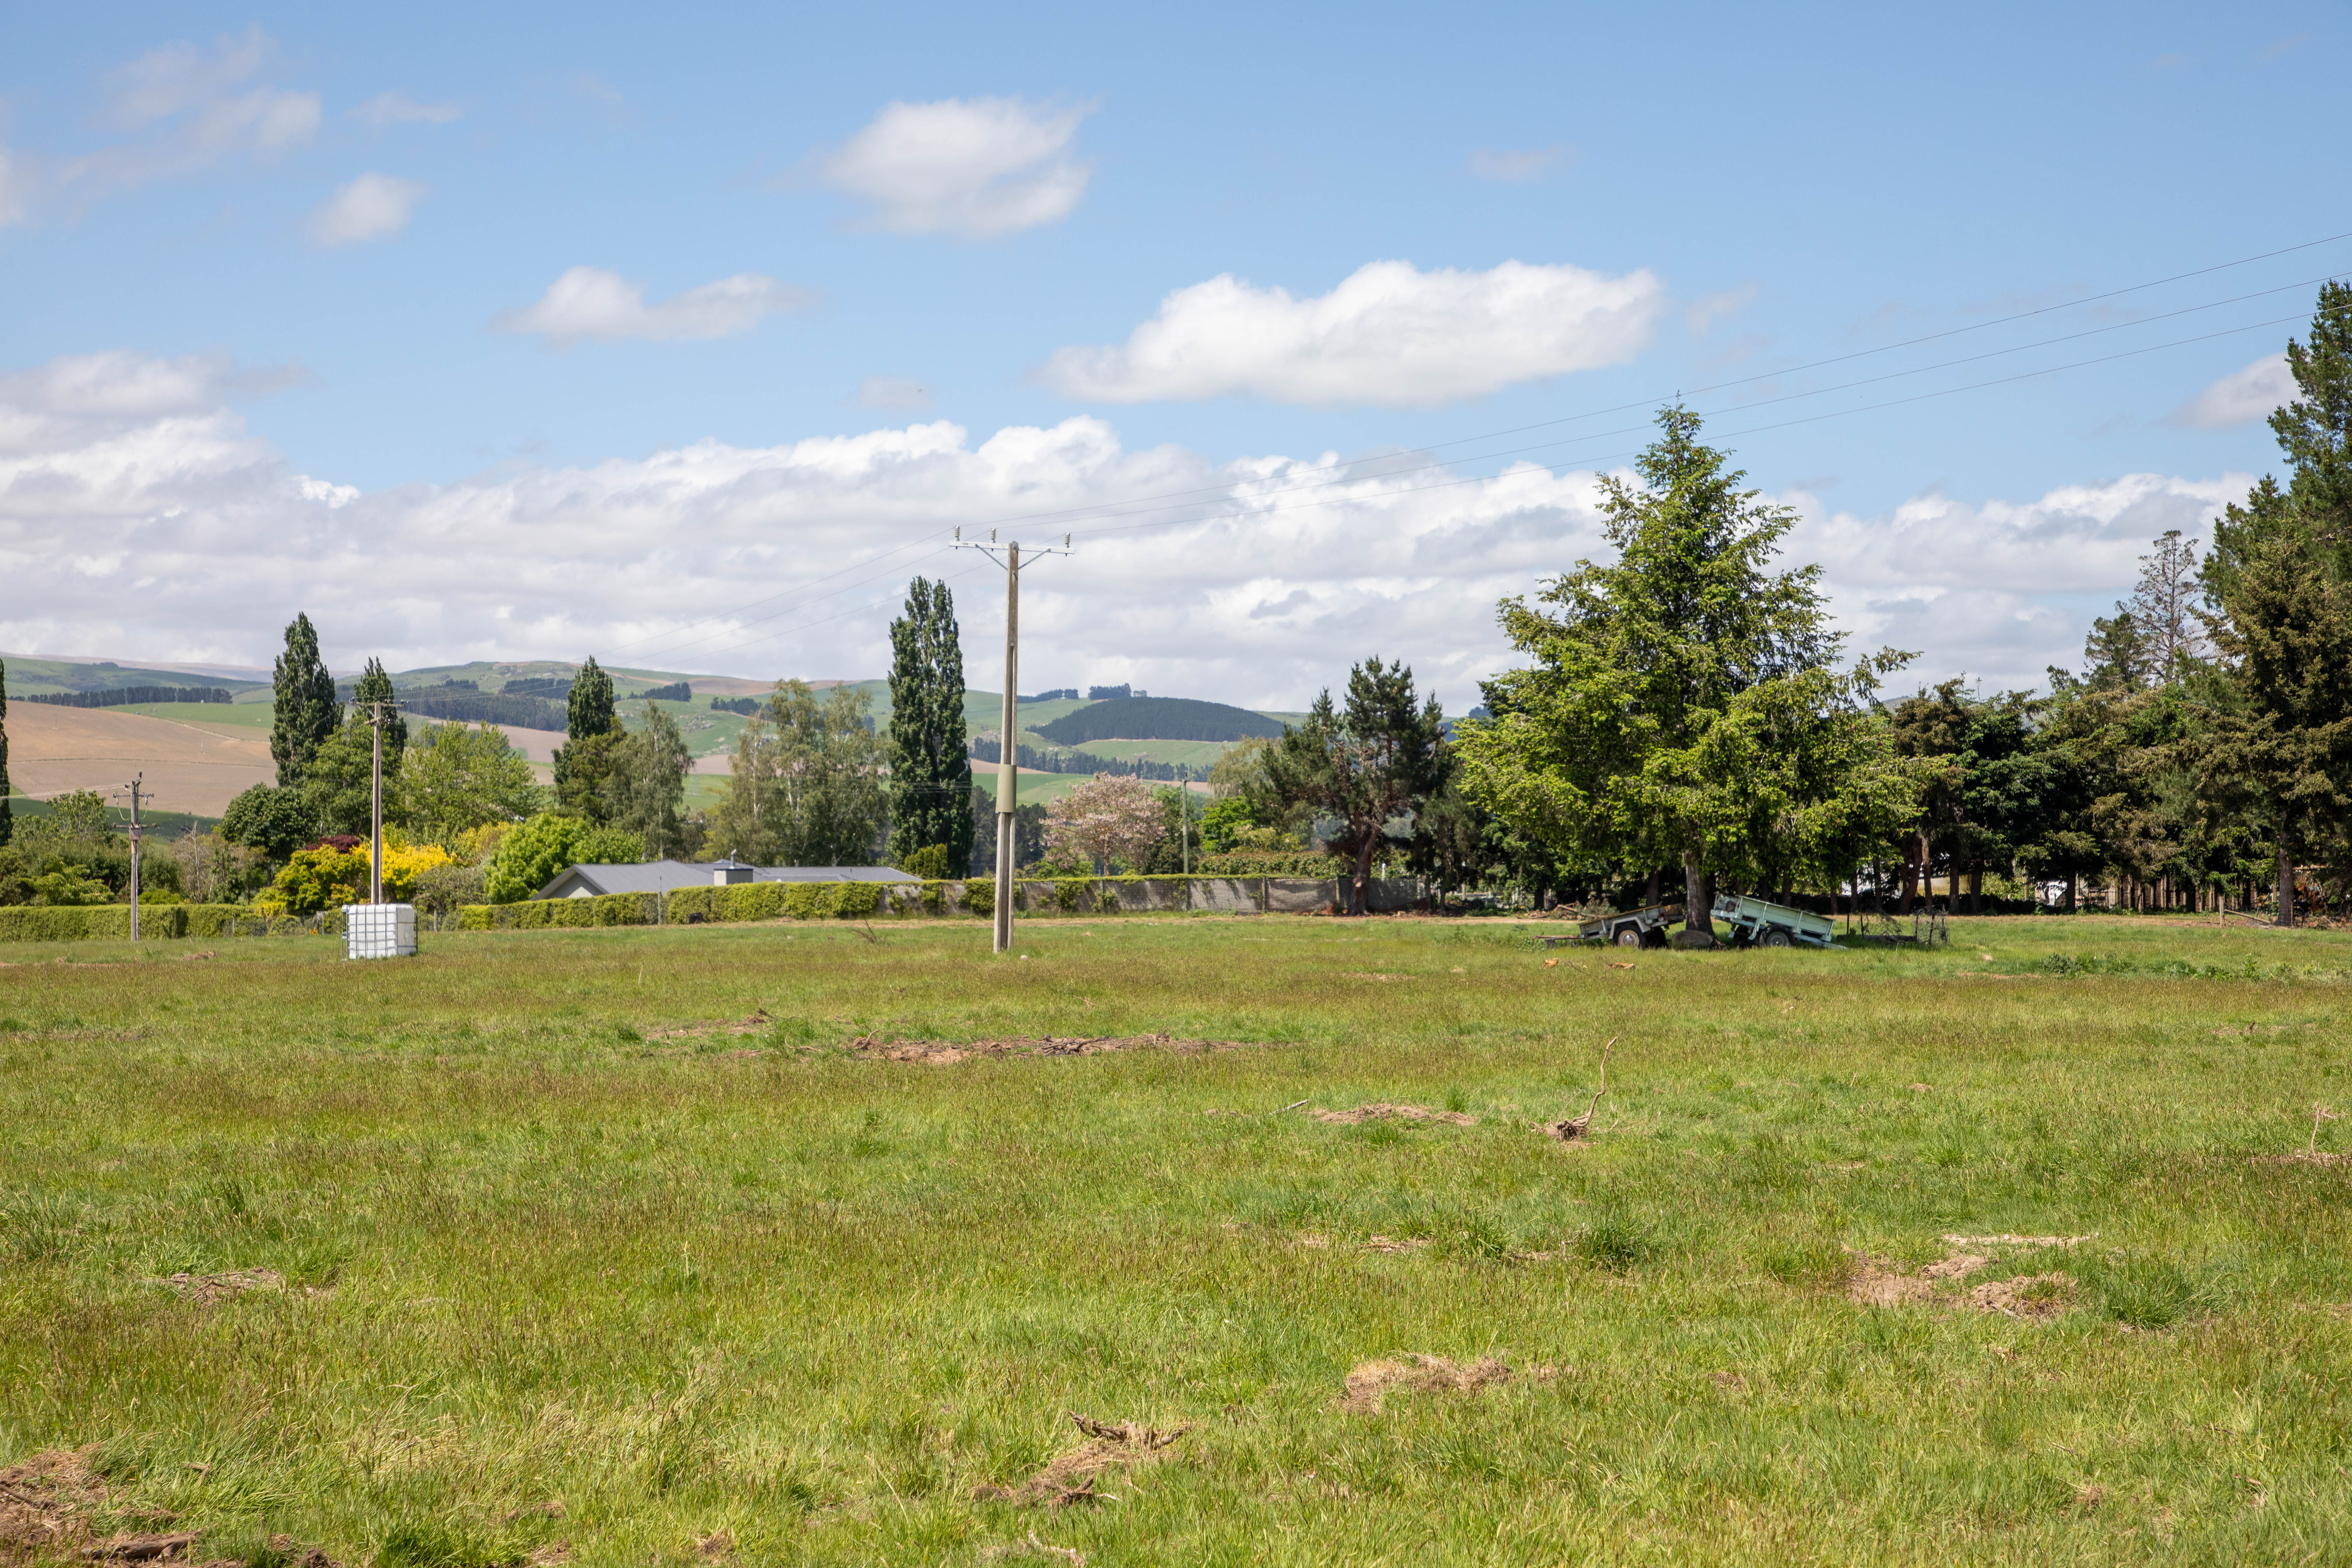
24,685,233,708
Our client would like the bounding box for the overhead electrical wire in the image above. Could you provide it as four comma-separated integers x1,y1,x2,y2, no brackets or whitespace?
597,231,2352,668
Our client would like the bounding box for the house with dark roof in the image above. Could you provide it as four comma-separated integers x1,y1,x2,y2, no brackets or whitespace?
533,861,921,899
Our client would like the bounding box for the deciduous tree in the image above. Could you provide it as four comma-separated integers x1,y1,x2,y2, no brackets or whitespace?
603,702,694,858
708,681,886,866
402,723,545,848
1042,773,1166,874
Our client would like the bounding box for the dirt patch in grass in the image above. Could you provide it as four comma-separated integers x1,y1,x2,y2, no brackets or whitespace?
0,1447,107,1566
1849,1250,2079,1318
142,1270,284,1305
1309,1103,1475,1126
854,1033,1250,1065
1336,972,1412,982
1941,1233,2093,1248
645,1012,772,1042
972,1415,1191,1507
1338,1355,1553,1414
1968,1273,2077,1319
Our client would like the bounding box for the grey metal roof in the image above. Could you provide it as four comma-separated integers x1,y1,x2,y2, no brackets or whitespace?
751,866,920,884
534,861,922,898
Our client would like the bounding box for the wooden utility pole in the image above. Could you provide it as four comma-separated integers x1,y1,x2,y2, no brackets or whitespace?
360,700,399,903
953,528,1070,953
125,774,144,940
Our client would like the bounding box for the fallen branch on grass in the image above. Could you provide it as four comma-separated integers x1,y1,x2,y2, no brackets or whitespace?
1541,1036,1615,1140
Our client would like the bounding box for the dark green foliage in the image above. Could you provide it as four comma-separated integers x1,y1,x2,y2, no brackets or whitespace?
638,681,691,703
2204,282,2352,601
885,579,974,872
1034,696,1286,744
967,785,1046,875
270,613,340,787
708,696,762,715
602,703,694,858
0,657,11,849
350,657,408,769
399,690,562,729
2193,530,2352,921
1459,407,1915,923
1262,657,1447,914
221,784,317,862
554,658,625,821
22,685,230,708
565,657,618,742
2079,610,2153,694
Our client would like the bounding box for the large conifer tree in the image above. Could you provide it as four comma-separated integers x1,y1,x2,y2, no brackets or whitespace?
553,657,624,820
270,613,340,786
884,578,974,870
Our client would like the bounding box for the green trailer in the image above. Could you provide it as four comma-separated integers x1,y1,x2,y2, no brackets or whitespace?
1711,892,1838,949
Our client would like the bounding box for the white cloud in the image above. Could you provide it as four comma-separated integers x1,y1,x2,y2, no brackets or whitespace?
59,29,319,198
1038,259,1667,407
812,96,1092,238
491,267,816,347
307,173,427,246
1469,144,1573,182
1685,282,1757,336
856,376,933,409
2168,352,2294,429
0,349,2258,709
351,91,462,127
0,148,34,227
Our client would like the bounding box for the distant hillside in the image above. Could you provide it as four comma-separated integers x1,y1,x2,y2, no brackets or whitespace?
1,654,268,697
1035,696,1288,744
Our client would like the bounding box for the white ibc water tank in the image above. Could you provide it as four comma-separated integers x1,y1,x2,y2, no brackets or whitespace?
343,903,418,960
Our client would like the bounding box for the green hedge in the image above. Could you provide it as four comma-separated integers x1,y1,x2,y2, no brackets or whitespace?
1196,850,1344,876
0,904,273,943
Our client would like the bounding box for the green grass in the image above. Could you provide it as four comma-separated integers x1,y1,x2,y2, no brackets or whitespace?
3,915,2350,1565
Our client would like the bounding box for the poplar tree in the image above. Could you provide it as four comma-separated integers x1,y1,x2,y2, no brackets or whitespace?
553,657,624,820
271,613,340,786
884,578,974,871
0,658,12,848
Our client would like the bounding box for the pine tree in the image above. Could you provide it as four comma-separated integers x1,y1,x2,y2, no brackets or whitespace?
2196,530,2352,925
271,613,341,787
2080,610,2153,693
884,579,974,871
2125,530,2205,673
2204,283,2352,600
0,657,12,848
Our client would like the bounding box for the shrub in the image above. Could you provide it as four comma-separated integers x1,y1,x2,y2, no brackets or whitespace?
961,878,994,918
30,870,110,907
1196,849,1343,877
828,882,880,919
898,844,953,880
484,816,648,904
258,846,368,917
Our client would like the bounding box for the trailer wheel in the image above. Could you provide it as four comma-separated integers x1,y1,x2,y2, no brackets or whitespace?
1615,927,1642,947
1761,928,1792,948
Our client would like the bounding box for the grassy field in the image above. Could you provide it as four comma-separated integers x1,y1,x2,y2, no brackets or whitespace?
3,915,2350,1566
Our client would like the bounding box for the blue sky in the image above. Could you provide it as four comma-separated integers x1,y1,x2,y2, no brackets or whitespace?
2,2,2346,708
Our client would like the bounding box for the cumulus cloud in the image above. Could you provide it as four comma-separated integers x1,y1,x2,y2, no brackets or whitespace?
1039,259,1667,407
0,349,2257,708
351,91,462,127
1469,144,1573,182
306,173,427,245
61,29,319,196
491,267,816,347
2168,352,2295,429
811,96,1092,238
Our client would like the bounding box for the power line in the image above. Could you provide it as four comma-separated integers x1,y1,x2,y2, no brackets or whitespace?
595,232,2352,669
